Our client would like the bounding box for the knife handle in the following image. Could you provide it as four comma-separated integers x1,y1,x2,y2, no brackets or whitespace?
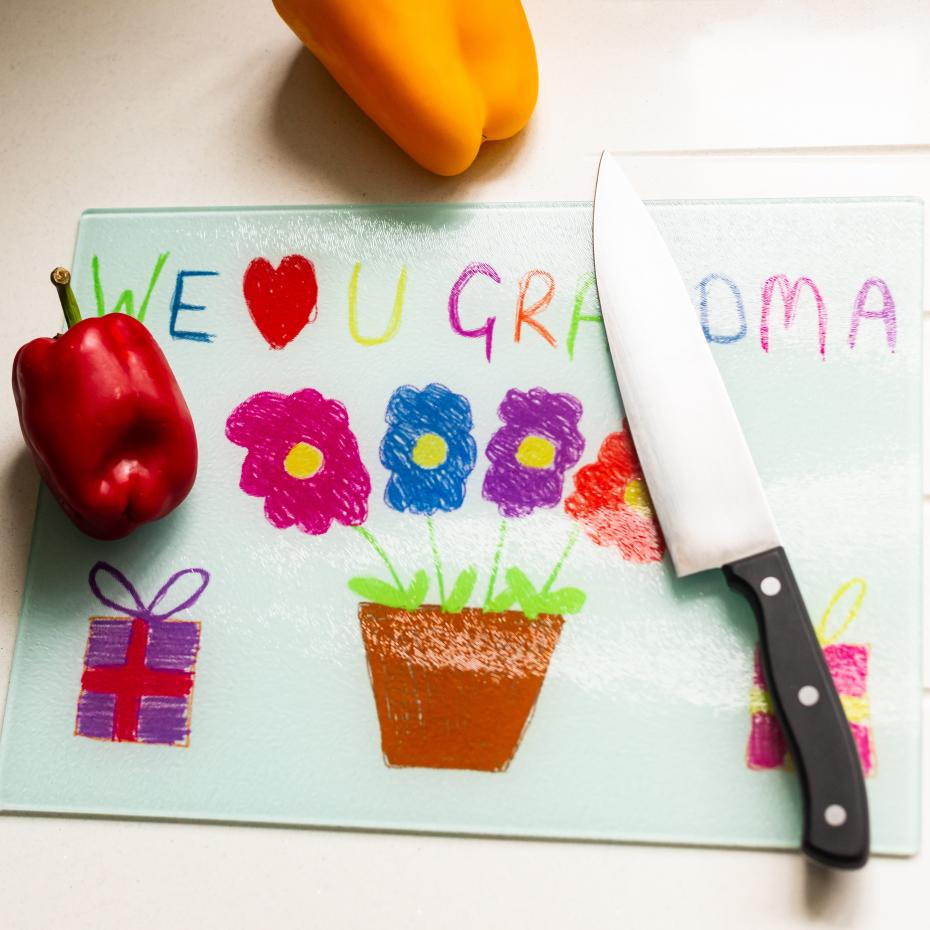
724,547,869,869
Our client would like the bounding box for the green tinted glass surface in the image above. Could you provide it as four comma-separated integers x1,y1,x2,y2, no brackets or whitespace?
0,201,922,853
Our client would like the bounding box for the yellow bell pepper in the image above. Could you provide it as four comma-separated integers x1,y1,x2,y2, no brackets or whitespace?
272,0,539,176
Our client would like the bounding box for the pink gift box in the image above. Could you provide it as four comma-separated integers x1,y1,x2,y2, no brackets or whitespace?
747,643,874,776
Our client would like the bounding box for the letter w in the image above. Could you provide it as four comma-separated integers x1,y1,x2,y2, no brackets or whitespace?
92,252,170,323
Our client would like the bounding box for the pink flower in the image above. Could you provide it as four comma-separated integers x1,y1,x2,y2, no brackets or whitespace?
226,389,371,534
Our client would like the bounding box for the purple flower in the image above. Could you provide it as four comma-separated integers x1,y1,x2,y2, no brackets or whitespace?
482,388,585,518
226,389,371,534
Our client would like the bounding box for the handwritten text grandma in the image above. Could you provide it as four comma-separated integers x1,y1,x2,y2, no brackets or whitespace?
90,252,899,360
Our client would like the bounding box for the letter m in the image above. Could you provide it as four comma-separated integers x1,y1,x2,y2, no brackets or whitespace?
760,274,827,358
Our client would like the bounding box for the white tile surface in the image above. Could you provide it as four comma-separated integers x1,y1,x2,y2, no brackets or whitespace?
0,1,927,927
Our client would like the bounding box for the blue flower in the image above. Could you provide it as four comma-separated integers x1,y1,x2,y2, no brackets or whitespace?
380,384,477,515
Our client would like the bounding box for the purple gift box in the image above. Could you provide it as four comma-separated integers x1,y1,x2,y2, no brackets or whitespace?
75,562,209,746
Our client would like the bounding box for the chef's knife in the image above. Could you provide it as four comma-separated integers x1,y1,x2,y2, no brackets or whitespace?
592,152,869,869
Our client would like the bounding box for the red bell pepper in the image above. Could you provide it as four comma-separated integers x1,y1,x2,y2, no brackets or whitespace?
12,268,197,539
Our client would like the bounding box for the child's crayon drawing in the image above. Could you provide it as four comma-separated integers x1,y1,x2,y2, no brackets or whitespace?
0,201,919,853
76,562,209,747
747,578,875,776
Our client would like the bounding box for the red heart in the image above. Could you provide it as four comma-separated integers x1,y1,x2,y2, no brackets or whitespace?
243,255,319,349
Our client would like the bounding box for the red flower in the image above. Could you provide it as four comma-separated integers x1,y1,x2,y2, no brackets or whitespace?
564,422,665,564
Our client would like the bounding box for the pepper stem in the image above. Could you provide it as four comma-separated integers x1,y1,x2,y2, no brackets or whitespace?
50,267,82,329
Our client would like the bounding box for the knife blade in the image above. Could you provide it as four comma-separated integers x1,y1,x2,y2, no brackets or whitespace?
592,151,869,869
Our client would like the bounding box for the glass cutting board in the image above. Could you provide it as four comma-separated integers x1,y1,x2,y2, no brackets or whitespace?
0,200,922,854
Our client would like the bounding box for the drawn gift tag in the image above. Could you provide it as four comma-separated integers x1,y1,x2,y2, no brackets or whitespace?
75,562,210,747
747,578,875,775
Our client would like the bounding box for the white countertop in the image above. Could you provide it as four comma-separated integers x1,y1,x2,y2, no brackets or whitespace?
1,1,928,927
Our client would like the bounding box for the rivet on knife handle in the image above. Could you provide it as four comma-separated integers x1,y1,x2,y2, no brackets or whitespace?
724,547,870,869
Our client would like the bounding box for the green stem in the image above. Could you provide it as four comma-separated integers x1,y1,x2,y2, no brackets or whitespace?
51,268,82,329
354,526,404,590
541,524,581,594
483,519,508,609
427,516,446,607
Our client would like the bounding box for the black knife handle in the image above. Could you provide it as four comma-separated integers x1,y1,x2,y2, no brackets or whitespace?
724,547,869,869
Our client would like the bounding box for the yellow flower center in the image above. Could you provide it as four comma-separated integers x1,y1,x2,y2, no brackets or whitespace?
623,477,654,516
516,434,556,469
411,433,448,469
284,442,324,479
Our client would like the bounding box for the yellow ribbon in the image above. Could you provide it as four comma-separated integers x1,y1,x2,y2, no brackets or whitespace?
749,687,870,724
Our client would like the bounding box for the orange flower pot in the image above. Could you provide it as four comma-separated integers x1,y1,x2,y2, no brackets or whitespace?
358,603,564,772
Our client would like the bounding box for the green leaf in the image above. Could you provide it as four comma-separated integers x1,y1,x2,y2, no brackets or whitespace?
504,567,543,619
539,586,587,615
348,576,408,608
486,589,516,613
496,570,587,619
443,566,478,613
403,570,430,610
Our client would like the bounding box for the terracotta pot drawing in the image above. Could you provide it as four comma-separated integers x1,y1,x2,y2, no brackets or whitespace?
358,602,564,772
